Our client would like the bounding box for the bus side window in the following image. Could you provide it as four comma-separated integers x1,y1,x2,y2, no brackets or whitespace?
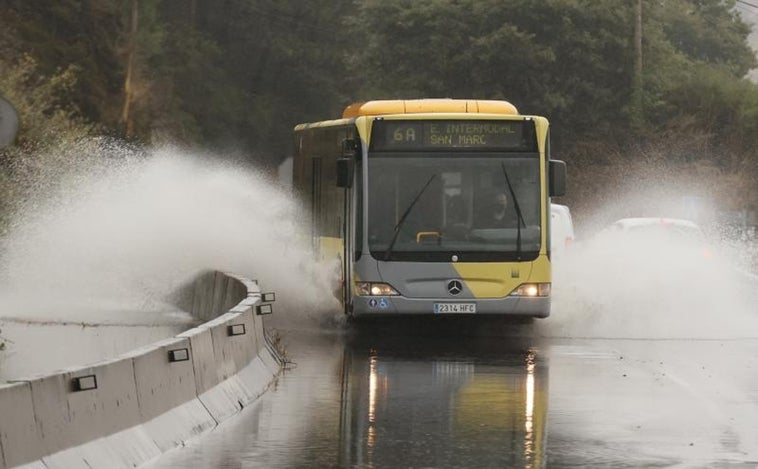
311,157,322,251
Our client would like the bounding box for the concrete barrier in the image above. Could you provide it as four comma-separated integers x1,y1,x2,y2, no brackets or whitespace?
189,271,252,322
31,359,158,469
0,271,280,469
127,337,216,452
179,313,253,422
0,382,42,469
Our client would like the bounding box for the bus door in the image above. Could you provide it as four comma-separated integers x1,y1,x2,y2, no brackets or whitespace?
337,135,359,314
308,128,359,315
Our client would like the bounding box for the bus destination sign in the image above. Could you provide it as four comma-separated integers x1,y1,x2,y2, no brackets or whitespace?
371,120,536,152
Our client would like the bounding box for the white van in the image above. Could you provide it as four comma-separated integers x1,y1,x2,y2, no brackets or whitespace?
550,203,575,253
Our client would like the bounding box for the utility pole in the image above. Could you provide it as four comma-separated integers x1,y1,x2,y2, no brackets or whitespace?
632,0,644,127
190,0,197,27
122,0,139,138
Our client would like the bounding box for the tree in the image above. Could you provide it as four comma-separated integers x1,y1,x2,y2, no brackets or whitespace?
353,0,637,142
0,0,124,129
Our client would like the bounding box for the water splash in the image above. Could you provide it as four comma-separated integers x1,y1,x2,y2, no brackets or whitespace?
542,223,758,339
0,143,339,324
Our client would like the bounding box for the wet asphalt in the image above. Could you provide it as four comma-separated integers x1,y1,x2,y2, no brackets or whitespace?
144,317,758,468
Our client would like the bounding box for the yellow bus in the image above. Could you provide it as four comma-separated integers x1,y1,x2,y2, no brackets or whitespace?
293,99,566,318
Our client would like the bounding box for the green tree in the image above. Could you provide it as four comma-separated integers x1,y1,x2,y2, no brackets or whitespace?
193,0,355,163
0,0,124,129
353,0,638,142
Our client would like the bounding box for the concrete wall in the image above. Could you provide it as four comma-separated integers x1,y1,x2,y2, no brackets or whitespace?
0,271,280,469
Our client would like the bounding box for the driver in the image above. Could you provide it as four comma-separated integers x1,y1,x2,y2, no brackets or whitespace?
478,191,518,228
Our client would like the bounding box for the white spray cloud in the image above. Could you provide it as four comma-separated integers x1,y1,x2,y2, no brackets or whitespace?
0,144,339,324
541,225,758,339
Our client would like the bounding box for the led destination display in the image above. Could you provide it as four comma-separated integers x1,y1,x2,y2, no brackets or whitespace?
371,120,536,151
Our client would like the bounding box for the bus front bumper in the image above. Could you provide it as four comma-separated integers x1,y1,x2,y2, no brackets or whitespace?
351,295,550,318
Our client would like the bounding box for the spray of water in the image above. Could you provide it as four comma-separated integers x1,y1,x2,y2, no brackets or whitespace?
0,142,339,325
541,210,758,340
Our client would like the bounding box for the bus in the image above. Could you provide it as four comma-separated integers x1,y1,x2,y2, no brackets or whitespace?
293,99,566,318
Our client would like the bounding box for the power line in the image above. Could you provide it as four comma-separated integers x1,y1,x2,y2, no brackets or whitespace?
737,0,758,10
736,4,758,17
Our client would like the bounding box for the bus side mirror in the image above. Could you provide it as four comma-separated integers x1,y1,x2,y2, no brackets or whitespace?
342,137,361,158
337,158,354,188
549,160,567,197
0,96,19,148
337,138,360,188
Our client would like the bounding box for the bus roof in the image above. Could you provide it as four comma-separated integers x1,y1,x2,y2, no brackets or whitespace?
342,99,518,118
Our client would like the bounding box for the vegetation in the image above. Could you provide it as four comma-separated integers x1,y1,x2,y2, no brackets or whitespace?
1,0,757,227
265,328,294,369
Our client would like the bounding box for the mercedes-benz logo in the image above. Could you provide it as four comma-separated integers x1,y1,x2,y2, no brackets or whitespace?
447,280,463,296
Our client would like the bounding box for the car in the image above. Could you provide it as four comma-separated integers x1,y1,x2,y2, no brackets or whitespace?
550,203,575,254
609,217,702,234
607,217,704,240
606,217,713,259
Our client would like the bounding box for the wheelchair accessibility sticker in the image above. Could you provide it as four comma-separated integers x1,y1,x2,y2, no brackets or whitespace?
368,298,389,309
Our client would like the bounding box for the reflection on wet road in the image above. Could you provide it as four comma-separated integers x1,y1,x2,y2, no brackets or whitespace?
339,327,547,468
146,319,758,468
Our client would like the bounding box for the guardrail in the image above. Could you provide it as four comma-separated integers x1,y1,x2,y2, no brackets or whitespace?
0,270,280,469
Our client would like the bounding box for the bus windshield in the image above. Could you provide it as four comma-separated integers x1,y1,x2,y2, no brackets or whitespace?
368,152,541,262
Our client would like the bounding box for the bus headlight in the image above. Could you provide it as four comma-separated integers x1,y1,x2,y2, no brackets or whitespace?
510,283,551,297
355,282,400,296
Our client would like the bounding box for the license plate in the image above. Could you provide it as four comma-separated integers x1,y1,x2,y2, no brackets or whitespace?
434,303,476,314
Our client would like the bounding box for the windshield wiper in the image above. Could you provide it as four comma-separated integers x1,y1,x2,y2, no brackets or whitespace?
501,163,526,260
384,174,437,261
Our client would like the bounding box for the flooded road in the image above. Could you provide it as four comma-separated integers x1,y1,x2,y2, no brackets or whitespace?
145,319,758,468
